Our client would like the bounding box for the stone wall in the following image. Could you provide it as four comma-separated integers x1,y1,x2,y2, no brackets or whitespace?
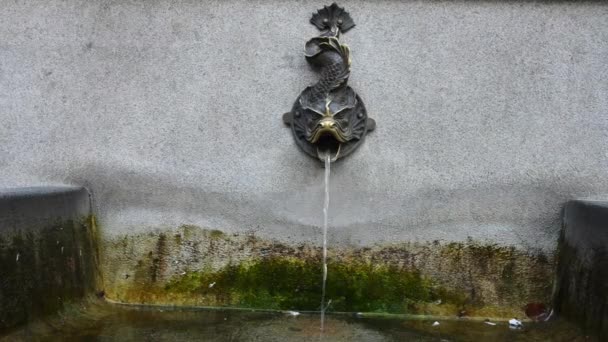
1,0,607,317
102,224,553,317
555,200,608,339
0,187,101,332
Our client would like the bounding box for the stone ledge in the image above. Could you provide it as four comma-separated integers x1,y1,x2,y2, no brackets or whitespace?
0,186,101,333
555,200,608,340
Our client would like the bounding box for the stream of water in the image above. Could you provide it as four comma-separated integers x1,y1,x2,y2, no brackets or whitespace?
320,153,331,333
321,153,331,332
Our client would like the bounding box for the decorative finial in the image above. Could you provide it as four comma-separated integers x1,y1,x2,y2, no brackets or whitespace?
310,3,355,34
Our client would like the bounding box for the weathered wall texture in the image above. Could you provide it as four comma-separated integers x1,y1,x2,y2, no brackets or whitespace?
1,0,607,316
103,224,554,317
0,187,101,333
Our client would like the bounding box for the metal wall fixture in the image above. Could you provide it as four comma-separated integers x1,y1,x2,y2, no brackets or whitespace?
283,3,375,162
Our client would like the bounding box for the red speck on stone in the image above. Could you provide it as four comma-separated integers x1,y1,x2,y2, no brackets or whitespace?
525,303,547,320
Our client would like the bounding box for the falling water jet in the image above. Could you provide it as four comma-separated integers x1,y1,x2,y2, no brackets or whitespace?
281,2,375,335
320,153,331,333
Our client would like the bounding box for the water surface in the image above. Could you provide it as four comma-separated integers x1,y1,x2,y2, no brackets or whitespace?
1,302,593,341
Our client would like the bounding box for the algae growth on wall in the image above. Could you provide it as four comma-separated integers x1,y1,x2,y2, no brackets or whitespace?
103,224,553,318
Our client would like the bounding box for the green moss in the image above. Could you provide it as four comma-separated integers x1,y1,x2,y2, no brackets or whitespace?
103,225,554,318
164,257,454,313
208,230,226,239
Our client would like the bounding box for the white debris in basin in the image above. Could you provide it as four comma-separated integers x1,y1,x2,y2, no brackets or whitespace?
286,311,300,317
484,321,497,326
509,318,523,328
432,321,440,327
208,282,216,288
16,253,20,262
543,309,554,321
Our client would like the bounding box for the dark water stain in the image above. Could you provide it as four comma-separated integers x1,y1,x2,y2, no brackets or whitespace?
150,233,168,283
0,216,101,333
553,201,608,340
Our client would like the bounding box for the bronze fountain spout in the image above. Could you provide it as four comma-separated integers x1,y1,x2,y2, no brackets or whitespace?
283,3,375,162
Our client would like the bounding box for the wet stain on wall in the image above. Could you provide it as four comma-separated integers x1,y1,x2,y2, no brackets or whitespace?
0,216,102,333
102,225,554,318
554,200,608,339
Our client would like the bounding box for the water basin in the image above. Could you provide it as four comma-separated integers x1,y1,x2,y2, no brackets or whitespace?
1,301,592,342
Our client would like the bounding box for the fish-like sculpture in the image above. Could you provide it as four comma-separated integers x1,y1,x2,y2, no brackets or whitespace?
283,3,375,162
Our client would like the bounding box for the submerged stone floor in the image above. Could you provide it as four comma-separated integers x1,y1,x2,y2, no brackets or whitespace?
1,300,594,342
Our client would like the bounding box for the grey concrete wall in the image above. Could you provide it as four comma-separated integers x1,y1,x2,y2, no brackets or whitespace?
1,0,607,254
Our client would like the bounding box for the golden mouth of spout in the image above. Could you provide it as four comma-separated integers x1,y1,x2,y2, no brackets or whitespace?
308,120,348,144
308,100,349,144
